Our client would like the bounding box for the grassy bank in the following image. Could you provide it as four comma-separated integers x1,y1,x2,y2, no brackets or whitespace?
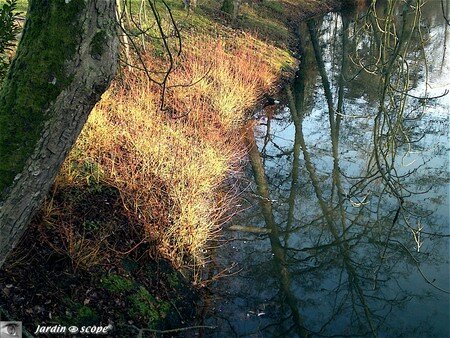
56,33,291,269
32,0,304,270
0,0,341,333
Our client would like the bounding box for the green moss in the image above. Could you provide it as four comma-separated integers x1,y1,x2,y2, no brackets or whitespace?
101,274,135,293
128,286,171,329
159,300,171,318
167,271,180,288
75,305,100,326
0,0,85,195
56,300,100,327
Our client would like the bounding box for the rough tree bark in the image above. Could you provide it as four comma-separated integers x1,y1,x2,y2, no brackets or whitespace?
0,0,119,267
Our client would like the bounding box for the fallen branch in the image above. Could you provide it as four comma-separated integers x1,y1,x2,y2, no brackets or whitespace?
227,225,271,234
125,324,216,337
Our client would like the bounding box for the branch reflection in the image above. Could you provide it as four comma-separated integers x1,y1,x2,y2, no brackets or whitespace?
205,2,449,337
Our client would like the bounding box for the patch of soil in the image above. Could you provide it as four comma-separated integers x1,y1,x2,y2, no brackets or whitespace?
0,185,199,337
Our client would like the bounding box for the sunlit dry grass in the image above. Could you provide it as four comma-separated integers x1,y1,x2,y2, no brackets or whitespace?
49,33,292,269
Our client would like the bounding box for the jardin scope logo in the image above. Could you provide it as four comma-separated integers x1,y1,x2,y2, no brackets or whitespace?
0,322,22,338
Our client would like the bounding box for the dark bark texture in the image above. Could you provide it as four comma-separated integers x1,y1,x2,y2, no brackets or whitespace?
0,0,119,267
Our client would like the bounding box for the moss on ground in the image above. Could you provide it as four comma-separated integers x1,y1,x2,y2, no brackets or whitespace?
57,299,100,327
101,274,135,293
128,286,171,329
100,271,180,329
167,271,181,289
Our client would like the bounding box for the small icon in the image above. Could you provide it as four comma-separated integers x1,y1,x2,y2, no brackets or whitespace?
68,326,79,334
0,321,22,338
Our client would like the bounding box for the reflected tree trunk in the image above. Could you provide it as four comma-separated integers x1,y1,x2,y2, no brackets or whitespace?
334,15,350,228
284,46,310,243
245,126,308,338
289,21,376,332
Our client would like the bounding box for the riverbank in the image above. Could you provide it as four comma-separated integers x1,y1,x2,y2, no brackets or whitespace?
0,0,343,334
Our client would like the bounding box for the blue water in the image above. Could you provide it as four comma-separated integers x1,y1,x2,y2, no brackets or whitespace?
205,2,450,337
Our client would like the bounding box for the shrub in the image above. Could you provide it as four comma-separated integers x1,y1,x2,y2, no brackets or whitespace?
45,31,293,273
0,0,21,79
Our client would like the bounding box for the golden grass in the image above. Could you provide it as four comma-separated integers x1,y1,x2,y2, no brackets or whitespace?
47,33,293,270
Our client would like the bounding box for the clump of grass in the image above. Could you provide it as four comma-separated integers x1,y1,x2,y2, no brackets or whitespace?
36,183,120,271
48,32,293,271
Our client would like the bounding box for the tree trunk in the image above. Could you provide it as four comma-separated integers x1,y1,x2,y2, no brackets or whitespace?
0,0,119,267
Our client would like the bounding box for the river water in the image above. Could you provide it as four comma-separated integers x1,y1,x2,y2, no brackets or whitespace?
204,1,450,337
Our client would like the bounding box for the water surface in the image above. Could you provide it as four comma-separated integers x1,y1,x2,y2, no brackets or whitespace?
205,2,450,337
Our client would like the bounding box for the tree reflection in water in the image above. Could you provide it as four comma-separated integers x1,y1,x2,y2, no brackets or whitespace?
204,1,449,337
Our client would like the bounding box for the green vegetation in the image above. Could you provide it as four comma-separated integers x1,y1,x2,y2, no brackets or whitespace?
101,274,172,328
262,0,284,14
128,286,171,328
0,0,84,194
72,305,100,326
167,271,181,289
101,274,135,293
220,0,234,15
13,0,26,12
0,0,21,78
57,299,100,327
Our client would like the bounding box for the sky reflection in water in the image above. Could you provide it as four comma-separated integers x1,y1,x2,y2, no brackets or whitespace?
205,2,450,337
